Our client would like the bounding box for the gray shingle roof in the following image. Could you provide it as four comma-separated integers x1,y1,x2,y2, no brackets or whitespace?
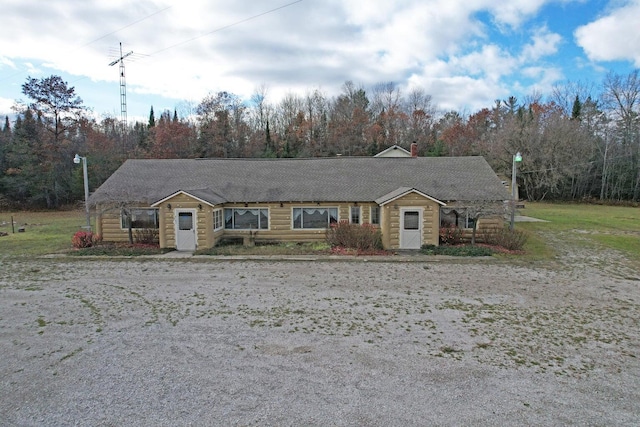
89,156,508,206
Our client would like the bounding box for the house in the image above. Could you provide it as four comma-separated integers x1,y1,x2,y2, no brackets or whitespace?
89,156,508,251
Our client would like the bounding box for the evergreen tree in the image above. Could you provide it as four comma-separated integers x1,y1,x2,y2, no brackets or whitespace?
20,75,85,207
263,119,275,157
0,116,11,193
2,110,41,204
571,95,582,120
148,106,156,128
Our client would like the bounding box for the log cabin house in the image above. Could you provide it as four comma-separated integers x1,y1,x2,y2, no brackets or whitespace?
88,155,508,251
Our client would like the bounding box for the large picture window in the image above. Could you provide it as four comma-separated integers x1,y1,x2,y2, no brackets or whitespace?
224,208,269,230
440,209,475,229
121,208,159,229
293,207,338,229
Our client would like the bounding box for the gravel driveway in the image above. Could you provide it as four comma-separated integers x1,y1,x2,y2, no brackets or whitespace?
1,252,639,426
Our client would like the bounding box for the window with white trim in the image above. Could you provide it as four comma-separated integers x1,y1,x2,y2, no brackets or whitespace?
370,206,380,225
440,209,476,229
224,208,269,230
121,208,159,229
292,207,338,229
213,209,223,231
350,206,361,224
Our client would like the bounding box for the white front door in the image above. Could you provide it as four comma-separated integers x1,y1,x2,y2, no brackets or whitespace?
175,210,197,251
400,209,422,249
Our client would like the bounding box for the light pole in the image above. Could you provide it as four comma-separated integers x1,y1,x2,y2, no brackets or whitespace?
510,152,522,230
74,154,91,231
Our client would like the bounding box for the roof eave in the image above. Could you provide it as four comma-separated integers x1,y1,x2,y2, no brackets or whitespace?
150,190,218,208
376,187,446,206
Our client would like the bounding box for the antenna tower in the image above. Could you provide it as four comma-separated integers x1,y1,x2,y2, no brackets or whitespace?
109,42,133,153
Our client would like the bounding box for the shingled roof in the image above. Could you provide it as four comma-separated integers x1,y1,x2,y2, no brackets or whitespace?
89,156,508,206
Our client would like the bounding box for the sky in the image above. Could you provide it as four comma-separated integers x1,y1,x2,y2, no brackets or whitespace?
1,0,639,123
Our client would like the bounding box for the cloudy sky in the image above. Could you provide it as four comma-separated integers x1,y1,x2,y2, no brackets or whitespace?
1,0,639,122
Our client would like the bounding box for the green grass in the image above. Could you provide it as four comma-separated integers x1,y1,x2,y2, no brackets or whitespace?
516,202,640,262
0,210,90,257
522,202,640,232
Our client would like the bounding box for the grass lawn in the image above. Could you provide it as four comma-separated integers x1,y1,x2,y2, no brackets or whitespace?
517,202,640,262
0,210,90,257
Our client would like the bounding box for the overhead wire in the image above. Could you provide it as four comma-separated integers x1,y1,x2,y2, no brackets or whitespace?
2,0,305,113
0,5,173,84
3,1,304,85
147,0,304,56
79,6,173,51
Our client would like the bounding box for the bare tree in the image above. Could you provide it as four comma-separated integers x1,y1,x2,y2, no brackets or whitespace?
602,70,640,200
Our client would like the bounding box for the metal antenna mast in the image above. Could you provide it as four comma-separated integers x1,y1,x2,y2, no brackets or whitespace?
109,42,133,153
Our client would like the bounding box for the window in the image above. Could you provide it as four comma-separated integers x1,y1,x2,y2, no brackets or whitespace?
370,206,380,225
224,208,269,230
350,206,361,224
178,212,193,230
293,207,338,229
440,209,475,229
121,208,159,229
213,209,223,230
403,211,420,230
466,215,476,230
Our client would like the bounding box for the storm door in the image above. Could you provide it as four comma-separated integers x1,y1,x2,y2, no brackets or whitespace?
400,209,422,249
175,209,197,251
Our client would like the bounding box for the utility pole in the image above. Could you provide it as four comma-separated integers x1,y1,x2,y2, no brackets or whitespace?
109,42,133,155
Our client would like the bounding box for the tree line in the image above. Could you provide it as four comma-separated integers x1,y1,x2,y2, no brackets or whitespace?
1,71,639,209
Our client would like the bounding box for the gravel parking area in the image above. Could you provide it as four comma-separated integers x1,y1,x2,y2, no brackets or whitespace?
1,254,639,426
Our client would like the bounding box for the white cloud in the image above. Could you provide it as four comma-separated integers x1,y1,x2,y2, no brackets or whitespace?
24,62,42,75
452,45,518,80
486,0,548,27
575,0,640,66
408,72,508,112
0,0,629,118
520,26,562,62
518,65,564,94
0,97,15,117
0,56,16,70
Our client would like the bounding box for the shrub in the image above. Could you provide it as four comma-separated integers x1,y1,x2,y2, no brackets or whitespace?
134,228,159,244
326,220,383,251
439,225,463,245
482,226,528,251
421,244,494,256
71,231,101,249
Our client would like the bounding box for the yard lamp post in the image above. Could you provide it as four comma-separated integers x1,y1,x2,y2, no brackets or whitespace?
510,152,522,230
74,154,91,231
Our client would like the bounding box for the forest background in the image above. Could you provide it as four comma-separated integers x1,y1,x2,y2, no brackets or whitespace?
1,70,639,209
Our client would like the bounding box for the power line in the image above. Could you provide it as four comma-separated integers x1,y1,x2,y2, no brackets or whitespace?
148,0,304,56
79,6,173,50
0,5,172,84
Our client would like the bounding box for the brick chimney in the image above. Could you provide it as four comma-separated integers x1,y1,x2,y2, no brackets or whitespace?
410,141,418,157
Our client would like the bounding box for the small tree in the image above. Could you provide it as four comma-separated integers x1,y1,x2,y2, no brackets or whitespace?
452,201,506,245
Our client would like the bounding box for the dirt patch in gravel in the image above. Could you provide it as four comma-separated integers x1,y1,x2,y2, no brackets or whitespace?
1,248,639,425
